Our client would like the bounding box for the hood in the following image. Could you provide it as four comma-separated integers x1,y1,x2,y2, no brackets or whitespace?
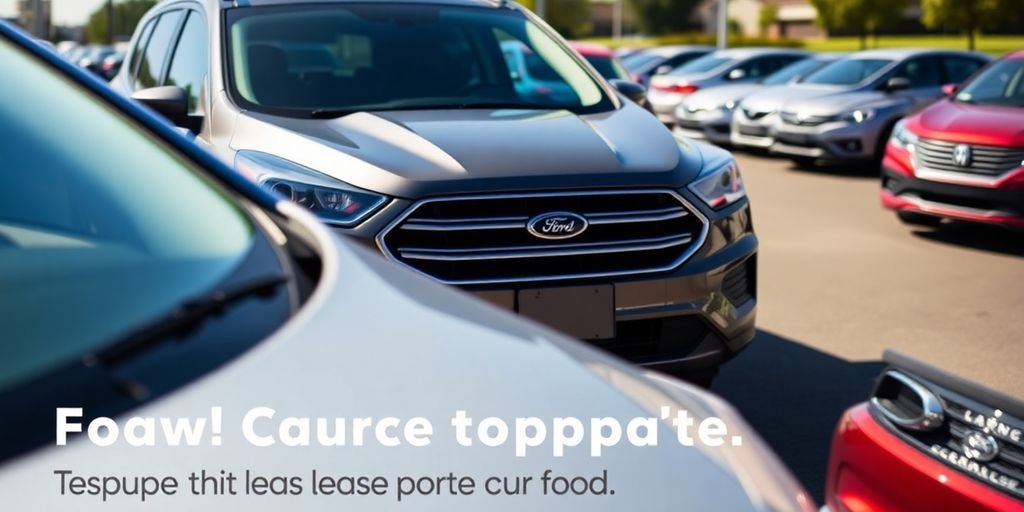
680,84,762,112
911,101,1024,147
779,90,896,117
229,104,699,198
0,203,804,511
738,84,838,116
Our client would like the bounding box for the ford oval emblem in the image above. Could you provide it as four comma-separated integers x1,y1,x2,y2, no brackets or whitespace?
527,212,588,240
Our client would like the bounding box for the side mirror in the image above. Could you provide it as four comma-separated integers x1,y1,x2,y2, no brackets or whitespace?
883,77,910,93
609,79,647,105
941,83,958,97
727,68,747,81
132,86,197,130
654,65,673,76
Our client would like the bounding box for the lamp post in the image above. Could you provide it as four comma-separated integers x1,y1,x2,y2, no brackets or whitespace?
717,0,728,49
535,0,545,19
106,0,114,44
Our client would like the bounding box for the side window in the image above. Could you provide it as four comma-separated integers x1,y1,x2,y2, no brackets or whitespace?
895,57,942,89
128,19,156,80
166,11,209,113
135,10,184,90
943,57,985,84
734,57,773,79
664,53,699,70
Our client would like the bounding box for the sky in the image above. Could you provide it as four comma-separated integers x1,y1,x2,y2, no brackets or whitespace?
0,0,107,26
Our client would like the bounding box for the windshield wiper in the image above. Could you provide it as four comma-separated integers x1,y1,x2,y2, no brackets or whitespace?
90,274,288,366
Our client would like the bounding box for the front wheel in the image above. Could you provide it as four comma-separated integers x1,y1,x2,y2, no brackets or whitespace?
897,211,943,227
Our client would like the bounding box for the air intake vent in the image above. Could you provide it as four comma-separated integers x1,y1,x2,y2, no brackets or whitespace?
871,370,943,431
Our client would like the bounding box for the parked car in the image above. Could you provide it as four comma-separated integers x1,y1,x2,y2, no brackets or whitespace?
111,0,759,381
648,48,810,126
826,351,1024,512
620,44,713,87
881,51,1024,230
570,41,633,82
100,51,125,81
768,49,990,166
673,52,844,145
0,22,814,512
76,44,116,76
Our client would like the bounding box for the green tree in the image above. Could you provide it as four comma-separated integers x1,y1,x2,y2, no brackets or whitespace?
519,0,594,38
86,0,157,43
758,4,779,36
811,0,907,49
625,0,702,36
921,0,1003,51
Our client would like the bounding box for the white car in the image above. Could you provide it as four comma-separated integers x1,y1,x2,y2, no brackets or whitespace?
0,22,812,512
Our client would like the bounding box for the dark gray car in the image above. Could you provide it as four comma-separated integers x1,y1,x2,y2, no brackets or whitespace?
763,49,990,165
112,0,759,380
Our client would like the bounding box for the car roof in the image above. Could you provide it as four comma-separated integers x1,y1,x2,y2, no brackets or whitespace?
569,41,614,57
1005,50,1024,59
845,47,983,60
640,45,714,57
711,46,809,59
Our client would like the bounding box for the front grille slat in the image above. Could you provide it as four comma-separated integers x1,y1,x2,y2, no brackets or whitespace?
913,138,1024,177
379,190,709,285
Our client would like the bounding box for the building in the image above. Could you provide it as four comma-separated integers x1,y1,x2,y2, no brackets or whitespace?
16,0,51,38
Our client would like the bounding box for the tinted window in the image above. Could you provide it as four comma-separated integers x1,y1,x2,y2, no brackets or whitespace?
895,57,942,88
662,52,704,69
0,38,254,391
135,10,183,90
732,55,798,80
621,51,661,72
802,58,892,85
226,4,612,117
129,20,154,76
943,56,984,84
166,11,208,113
762,58,824,85
955,58,1024,107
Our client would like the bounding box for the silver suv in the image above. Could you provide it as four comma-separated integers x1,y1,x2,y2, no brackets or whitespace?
112,0,759,379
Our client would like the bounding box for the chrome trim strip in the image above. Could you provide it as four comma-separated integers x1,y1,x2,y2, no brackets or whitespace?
870,370,945,432
588,208,689,225
404,215,530,224
375,189,711,286
399,234,693,261
401,221,526,231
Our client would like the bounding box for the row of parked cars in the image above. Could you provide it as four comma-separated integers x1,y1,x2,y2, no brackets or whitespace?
57,41,127,80
2,0,1021,510
620,43,1024,231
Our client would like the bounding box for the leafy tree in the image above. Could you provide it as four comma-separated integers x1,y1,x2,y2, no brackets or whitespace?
519,0,594,38
810,0,908,49
86,0,157,43
625,0,702,36
758,4,779,36
921,0,1005,51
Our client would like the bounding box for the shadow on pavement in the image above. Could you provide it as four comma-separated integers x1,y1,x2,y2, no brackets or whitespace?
785,160,881,179
711,330,885,503
911,223,1024,258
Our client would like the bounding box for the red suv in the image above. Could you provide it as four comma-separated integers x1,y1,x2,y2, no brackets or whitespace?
881,51,1024,229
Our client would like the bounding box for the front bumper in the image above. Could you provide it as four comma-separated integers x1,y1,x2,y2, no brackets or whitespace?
771,118,886,162
881,165,1024,229
826,405,1024,512
730,112,777,149
338,199,758,375
649,91,688,124
673,108,733,145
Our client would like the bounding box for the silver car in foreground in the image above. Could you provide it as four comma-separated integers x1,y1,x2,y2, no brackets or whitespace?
674,53,844,145
0,23,812,511
648,47,809,125
763,49,989,165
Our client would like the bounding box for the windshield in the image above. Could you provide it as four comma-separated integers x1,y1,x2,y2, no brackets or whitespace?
762,58,825,86
226,4,613,117
584,54,630,80
801,58,892,86
621,51,662,71
669,55,733,76
0,39,255,392
955,59,1024,107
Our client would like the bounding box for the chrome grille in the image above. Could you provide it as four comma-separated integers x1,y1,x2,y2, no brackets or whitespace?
780,111,832,126
377,190,708,285
914,138,1024,177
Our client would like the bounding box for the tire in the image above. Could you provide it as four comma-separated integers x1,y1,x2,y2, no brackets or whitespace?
897,211,943,227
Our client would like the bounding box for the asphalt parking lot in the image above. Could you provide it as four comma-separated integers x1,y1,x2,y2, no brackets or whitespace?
709,151,1024,500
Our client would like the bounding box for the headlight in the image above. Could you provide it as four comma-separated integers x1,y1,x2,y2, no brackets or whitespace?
840,108,874,124
723,100,737,111
889,119,918,150
235,151,388,227
688,161,746,209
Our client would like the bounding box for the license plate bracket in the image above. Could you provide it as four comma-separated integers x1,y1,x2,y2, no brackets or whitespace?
517,285,615,340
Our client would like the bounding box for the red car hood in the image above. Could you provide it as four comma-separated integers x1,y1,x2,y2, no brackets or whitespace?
910,100,1024,147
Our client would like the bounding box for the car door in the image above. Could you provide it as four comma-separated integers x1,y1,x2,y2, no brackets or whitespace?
129,9,185,93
